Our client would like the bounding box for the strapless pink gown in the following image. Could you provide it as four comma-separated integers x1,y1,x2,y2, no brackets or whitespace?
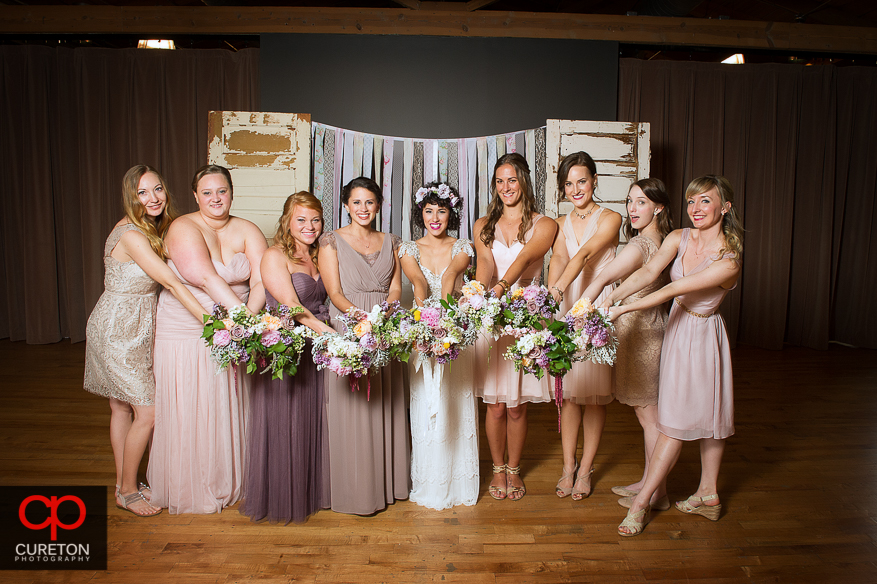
475,215,552,407
148,253,251,514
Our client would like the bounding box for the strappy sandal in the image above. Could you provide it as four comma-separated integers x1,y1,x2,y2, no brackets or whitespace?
611,485,639,497
618,505,650,537
116,491,161,517
556,461,577,498
618,494,671,511
488,464,507,500
505,465,526,501
138,482,152,502
675,494,721,521
571,466,595,501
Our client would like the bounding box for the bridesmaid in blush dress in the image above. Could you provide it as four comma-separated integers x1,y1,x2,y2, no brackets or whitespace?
148,165,267,514
546,152,622,501
581,178,674,510
605,175,743,537
473,153,558,501
318,177,410,515
240,192,334,524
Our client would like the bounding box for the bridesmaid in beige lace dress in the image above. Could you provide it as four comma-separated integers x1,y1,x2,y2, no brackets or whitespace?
581,178,674,510
318,177,410,515
84,165,206,517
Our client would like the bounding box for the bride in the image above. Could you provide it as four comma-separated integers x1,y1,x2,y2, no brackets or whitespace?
399,182,479,509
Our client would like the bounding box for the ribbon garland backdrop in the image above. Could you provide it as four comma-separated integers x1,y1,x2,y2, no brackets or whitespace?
311,122,548,242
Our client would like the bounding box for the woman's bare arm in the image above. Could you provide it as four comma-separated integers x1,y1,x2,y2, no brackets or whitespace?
261,247,334,334
601,229,683,308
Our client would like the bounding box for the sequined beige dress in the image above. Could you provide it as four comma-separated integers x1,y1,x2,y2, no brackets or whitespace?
84,224,160,406
612,235,669,407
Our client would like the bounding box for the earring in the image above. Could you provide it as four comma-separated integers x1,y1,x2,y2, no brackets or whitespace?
653,209,661,216
721,210,727,215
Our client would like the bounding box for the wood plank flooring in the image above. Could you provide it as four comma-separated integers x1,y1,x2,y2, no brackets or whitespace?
1,339,875,583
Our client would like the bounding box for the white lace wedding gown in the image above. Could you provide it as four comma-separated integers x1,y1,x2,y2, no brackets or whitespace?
399,239,479,509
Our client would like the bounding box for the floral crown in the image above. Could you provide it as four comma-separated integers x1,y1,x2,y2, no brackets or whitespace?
414,183,462,210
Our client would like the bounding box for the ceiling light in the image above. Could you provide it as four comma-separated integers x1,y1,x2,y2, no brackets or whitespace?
137,40,176,50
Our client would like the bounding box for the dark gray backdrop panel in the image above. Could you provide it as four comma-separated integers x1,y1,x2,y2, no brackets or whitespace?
261,34,617,138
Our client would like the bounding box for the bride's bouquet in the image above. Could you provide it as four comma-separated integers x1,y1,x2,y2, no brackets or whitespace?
564,297,618,365
446,280,502,339
408,303,471,364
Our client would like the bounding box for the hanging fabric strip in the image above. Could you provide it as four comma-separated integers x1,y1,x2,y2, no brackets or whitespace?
353,132,364,179
478,137,489,220
362,133,373,179
526,128,537,204
340,131,354,228
535,127,547,216
422,139,435,184
466,138,477,241
438,140,449,183
333,129,344,229
391,140,404,237
313,124,325,204
455,139,467,240
381,137,393,233
323,129,336,230
515,132,525,156
446,141,458,237
496,134,505,158
373,135,383,183
407,139,419,241
506,133,516,154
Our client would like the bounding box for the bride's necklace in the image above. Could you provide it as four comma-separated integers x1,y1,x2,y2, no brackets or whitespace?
573,204,597,220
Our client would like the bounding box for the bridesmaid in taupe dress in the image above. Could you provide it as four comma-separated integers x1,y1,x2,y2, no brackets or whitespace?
318,176,410,515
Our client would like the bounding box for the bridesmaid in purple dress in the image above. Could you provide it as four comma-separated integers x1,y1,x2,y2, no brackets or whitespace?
241,192,334,524
604,176,743,536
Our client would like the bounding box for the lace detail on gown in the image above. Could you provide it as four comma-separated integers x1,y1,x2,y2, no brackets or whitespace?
403,238,479,509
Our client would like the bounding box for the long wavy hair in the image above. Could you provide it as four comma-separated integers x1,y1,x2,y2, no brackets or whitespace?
556,151,598,206
479,153,537,247
121,165,177,260
623,178,674,240
273,191,324,268
685,175,744,262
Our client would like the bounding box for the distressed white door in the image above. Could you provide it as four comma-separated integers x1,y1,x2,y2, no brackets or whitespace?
545,120,650,243
208,111,312,239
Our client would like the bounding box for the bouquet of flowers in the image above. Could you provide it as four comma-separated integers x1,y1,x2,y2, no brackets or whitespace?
564,297,618,366
312,301,413,398
202,303,261,372
493,284,558,338
447,280,502,340
408,303,471,364
256,304,311,380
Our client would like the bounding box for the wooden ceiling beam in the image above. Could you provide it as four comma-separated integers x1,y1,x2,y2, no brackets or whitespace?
1,6,875,55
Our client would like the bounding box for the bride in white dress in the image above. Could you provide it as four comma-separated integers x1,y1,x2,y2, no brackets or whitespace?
399,182,479,510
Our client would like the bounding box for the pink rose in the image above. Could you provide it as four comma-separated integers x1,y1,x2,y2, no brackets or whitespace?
261,330,281,347
213,329,231,347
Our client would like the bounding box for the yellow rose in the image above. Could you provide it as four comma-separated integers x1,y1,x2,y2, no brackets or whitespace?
413,309,421,321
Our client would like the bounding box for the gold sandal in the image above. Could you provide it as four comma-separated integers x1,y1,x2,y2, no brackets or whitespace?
556,461,578,498
116,491,161,517
675,494,721,521
618,505,650,537
571,466,595,501
505,465,526,501
488,464,507,500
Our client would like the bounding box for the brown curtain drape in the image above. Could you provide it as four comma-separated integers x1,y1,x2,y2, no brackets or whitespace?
618,59,877,350
0,46,259,343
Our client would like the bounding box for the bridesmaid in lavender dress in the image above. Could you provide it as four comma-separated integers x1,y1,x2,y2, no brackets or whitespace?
148,165,267,514
318,177,410,515
240,192,334,524
473,153,557,501
546,152,622,501
605,175,743,537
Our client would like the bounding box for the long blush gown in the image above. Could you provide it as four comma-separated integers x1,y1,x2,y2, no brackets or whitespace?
657,228,736,440
148,253,250,514
320,231,410,515
240,272,331,523
475,215,552,407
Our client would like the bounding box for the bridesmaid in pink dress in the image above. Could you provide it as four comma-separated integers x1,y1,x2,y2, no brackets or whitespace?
473,153,558,501
148,165,267,514
546,152,621,501
605,175,743,536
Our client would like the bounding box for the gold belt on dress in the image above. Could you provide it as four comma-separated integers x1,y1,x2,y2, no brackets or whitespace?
675,297,713,318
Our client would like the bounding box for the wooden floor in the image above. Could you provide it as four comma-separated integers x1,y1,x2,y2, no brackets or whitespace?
1,339,875,583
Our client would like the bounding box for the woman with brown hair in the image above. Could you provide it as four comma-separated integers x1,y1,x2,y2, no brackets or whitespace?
84,164,206,517
241,191,334,524
473,153,557,501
